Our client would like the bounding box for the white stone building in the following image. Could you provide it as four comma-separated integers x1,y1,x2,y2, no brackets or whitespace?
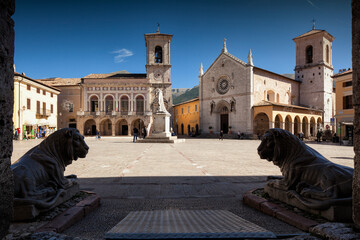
199,28,334,137
13,72,60,139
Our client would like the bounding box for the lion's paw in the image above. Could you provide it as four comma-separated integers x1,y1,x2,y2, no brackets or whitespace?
287,190,296,198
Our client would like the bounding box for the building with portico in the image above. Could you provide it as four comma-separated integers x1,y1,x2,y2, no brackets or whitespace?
199,27,335,137
39,29,173,137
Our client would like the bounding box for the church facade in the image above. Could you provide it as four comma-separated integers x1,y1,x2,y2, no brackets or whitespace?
199,28,334,137
40,29,173,137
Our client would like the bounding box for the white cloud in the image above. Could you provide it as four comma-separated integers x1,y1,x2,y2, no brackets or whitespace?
306,0,320,9
112,49,133,63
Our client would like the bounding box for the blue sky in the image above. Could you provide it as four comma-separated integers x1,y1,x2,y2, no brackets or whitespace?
14,0,351,88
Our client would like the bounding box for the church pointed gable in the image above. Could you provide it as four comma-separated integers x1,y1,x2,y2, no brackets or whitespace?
203,51,248,77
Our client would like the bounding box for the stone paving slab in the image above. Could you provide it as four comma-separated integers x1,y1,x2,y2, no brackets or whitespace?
10,138,355,239
105,210,276,239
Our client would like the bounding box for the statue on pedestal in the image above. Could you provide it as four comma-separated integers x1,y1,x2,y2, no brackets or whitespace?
11,128,89,219
155,88,169,114
258,128,353,210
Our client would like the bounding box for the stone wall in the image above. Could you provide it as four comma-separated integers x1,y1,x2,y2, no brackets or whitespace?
0,0,15,238
352,0,360,227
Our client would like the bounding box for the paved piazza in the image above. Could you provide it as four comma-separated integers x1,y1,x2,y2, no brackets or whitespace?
11,138,355,239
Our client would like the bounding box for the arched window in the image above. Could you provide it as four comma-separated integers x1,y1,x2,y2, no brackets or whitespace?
90,96,99,112
306,45,313,64
105,96,114,114
136,96,144,114
155,46,162,63
326,45,329,63
267,90,275,102
121,96,129,114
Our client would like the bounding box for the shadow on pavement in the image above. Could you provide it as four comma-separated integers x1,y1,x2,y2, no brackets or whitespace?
62,175,304,239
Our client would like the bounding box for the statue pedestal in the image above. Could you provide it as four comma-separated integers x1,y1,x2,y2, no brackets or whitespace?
137,112,185,143
13,183,80,221
264,184,352,222
152,112,171,137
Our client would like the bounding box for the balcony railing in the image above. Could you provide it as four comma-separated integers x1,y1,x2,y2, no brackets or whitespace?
36,108,51,118
78,111,149,117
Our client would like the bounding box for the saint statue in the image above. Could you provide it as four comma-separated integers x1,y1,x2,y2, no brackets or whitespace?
155,88,169,113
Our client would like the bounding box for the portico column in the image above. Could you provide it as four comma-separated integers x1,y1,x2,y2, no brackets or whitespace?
291,122,294,134
269,121,274,129
299,121,303,134
128,124,131,136
96,119,100,133
131,93,134,112
280,121,285,130
307,123,311,138
112,120,116,136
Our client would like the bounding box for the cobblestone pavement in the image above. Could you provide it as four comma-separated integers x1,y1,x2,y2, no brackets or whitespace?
11,137,355,240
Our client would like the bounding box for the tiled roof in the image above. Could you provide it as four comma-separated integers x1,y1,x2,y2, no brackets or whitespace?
332,69,352,78
14,72,61,92
38,78,81,86
83,70,146,79
253,67,300,82
253,100,323,112
108,73,147,78
83,70,130,78
173,97,199,107
293,29,334,41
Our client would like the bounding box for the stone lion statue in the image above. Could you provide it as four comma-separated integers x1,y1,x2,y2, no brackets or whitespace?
11,128,89,209
257,128,353,210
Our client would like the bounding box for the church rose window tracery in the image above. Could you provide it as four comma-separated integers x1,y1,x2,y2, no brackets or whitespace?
216,79,230,94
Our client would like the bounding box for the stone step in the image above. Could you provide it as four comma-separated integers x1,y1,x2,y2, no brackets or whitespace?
105,210,276,239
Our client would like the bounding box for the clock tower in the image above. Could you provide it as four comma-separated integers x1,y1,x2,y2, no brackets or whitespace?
145,27,173,116
145,28,173,84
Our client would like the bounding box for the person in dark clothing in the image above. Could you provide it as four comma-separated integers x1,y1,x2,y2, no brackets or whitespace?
219,130,224,140
143,127,147,139
133,127,139,142
316,130,322,143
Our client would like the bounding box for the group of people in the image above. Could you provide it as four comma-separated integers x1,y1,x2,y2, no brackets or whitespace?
95,130,101,140
13,128,48,140
133,127,147,142
219,130,246,140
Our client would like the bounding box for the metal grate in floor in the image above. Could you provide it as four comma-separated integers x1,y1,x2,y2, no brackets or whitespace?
105,210,276,239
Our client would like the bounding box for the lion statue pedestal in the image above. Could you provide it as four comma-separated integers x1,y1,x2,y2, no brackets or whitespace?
11,128,89,221
258,128,353,222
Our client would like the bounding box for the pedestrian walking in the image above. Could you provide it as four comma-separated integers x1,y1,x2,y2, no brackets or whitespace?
133,127,138,142
219,130,224,140
14,130,19,140
316,130,322,143
143,127,147,139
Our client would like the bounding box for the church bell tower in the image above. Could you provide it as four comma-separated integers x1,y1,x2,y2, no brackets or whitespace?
293,27,334,126
145,27,173,84
145,27,173,115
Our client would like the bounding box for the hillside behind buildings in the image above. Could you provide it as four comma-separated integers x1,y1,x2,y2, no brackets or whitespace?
172,86,199,105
